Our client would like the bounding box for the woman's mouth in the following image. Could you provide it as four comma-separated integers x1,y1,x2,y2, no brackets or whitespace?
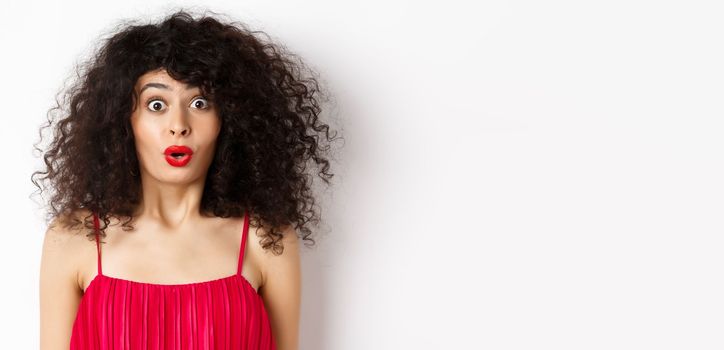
164,145,194,167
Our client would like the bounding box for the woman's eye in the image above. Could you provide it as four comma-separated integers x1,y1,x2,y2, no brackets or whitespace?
147,99,166,112
191,97,209,109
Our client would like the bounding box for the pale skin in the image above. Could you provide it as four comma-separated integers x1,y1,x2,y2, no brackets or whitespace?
39,68,301,350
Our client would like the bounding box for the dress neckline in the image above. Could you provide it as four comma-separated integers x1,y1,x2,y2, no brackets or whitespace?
83,272,260,295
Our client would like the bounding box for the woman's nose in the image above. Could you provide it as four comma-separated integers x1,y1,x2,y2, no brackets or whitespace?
169,109,191,136
170,126,189,136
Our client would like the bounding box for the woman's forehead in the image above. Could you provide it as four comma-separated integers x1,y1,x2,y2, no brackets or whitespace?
135,69,200,92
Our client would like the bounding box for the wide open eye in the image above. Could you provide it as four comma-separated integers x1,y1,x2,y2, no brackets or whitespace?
191,97,210,110
147,99,167,112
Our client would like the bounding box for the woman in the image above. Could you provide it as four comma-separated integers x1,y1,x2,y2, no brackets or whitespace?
35,9,338,350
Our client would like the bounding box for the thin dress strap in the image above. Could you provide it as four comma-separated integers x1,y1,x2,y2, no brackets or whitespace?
237,210,249,276
92,212,103,276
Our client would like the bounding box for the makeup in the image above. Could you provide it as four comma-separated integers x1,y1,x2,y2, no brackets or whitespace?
164,145,193,167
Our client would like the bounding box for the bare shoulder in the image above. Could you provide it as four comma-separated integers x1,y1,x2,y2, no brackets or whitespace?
247,223,300,272
41,209,96,289
43,209,93,253
250,223,301,291
49,208,98,235
39,209,95,348
249,223,302,349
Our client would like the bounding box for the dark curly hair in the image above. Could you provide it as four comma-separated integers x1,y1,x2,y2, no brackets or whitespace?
31,9,341,254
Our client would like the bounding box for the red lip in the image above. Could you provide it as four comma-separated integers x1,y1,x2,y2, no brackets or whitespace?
164,145,194,167
164,145,193,156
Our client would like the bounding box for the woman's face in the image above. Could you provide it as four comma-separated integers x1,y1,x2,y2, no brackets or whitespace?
130,68,221,184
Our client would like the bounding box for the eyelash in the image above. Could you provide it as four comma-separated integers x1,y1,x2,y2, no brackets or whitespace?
145,96,211,112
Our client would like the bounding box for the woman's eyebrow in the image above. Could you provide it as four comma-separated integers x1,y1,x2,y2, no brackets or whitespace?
139,82,198,94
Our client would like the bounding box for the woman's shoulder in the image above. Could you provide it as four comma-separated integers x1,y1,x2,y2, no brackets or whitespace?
49,208,95,229
246,222,300,284
42,208,97,292
45,208,97,243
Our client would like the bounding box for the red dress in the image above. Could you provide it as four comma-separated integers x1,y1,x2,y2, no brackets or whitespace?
69,210,277,349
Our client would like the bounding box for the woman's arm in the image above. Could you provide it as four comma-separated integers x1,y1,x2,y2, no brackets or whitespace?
259,225,302,350
39,217,84,350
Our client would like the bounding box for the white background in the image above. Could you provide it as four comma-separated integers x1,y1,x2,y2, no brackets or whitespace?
2,1,723,349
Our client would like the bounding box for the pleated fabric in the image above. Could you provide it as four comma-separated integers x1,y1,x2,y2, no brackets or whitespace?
69,211,277,350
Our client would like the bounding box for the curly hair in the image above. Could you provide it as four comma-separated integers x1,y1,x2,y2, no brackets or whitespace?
31,9,341,254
